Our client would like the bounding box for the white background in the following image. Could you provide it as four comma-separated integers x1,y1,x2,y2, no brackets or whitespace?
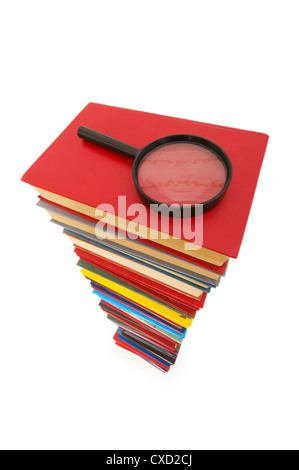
0,0,298,450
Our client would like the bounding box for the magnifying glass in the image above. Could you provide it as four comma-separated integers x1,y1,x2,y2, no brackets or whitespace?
78,126,233,217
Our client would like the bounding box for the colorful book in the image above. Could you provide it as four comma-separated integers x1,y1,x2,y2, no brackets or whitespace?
21,103,269,372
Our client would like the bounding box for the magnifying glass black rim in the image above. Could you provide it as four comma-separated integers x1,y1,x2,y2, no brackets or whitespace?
132,134,233,217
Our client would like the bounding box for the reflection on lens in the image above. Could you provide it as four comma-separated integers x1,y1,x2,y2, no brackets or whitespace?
137,142,227,205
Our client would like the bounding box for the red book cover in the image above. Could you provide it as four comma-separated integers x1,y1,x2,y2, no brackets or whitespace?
22,103,269,258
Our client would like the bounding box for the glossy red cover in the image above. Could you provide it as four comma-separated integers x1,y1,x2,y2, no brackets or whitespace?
23,103,269,258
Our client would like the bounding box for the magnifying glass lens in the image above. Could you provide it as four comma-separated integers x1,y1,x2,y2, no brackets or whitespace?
137,142,227,205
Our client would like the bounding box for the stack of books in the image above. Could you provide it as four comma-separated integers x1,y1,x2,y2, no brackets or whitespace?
21,103,269,372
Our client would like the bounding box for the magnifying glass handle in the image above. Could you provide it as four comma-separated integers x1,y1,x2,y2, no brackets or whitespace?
77,126,139,159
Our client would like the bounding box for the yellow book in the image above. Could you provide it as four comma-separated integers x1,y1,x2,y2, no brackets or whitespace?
81,268,193,328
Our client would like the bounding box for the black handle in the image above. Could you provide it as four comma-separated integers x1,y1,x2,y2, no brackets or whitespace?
77,126,139,159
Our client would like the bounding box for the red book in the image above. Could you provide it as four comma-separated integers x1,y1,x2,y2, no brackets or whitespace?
76,249,200,317
103,301,180,353
74,247,204,310
22,103,269,259
40,195,228,274
113,331,170,372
